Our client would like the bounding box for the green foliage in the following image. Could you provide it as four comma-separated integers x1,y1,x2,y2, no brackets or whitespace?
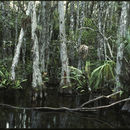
37,25,42,31
62,85,69,89
68,66,87,93
85,61,91,78
119,90,124,97
89,60,115,90
84,18,93,27
42,72,49,84
0,64,27,89
82,18,97,45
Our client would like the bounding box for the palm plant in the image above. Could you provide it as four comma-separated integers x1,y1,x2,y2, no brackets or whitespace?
89,60,116,91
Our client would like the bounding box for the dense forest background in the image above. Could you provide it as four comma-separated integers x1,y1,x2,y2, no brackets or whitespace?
0,1,130,100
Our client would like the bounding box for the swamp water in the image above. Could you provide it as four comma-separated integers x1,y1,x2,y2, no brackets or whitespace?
0,88,130,128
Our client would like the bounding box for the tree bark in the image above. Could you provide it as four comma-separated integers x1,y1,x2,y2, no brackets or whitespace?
76,1,79,33
45,2,51,72
40,1,46,73
69,2,75,66
10,2,32,80
70,2,74,37
97,2,106,61
58,1,72,94
40,2,51,73
77,1,85,70
31,1,45,100
115,2,129,91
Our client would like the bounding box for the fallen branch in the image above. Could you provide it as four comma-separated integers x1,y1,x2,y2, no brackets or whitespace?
0,91,129,112
0,103,96,112
80,91,121,107
83,97,130,111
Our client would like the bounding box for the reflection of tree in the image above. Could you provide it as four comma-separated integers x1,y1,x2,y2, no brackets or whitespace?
3,109,31,128
30,110,42,128
1,93,130,128
121,114,130,128
68,111,114,128
1,107,130,128
8,113,14,128
58,113,67,128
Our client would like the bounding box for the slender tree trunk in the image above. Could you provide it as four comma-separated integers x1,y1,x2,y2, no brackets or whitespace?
65,1,69,22
70,2,74,37
14,3,18,47
102,2,109,61
1,2,11,58
107,2,115,30
91,2,95,18
40,1,46,73
58,1,72,94
76,1,79,33
69,1,75,66
10,2,32,80
115,2,129,91
97,1,106,61
11,28,25,80
40,2,51,73
31,1,45,100
45,2,51,72
89,1,95,18
77,1,85,70
22,38,26,79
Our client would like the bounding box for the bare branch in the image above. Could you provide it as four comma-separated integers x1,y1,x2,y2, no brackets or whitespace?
80,91,121,107
83,97,130,110
92,19,114,58
78,27,95,31
0,91,130,113
0,103,96,112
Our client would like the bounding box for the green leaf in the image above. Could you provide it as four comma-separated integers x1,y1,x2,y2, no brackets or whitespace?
80,90,85,93
85,61,90,73
21,79,27,82
76,86,82,90
62,85,68,89
2,79,7,85
119,90,124,97
0,71,4,77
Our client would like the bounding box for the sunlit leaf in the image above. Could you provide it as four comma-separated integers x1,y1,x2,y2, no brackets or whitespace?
62,86,68,89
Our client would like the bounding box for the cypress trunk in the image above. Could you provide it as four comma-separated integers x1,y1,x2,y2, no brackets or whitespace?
31,1,46,100
10,2,32,80
58,1,72,94
115,2,129,91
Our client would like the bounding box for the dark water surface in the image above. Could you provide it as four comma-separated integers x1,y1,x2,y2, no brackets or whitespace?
0,88,130,128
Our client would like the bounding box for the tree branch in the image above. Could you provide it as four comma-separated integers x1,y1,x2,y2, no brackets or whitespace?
0,104,96,112
91,19,114,58
83,97,130,110
0,91,129,112
80,91,121,107
78,27,95,31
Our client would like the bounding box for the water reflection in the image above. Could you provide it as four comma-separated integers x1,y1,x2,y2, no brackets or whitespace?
0,89,130,128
